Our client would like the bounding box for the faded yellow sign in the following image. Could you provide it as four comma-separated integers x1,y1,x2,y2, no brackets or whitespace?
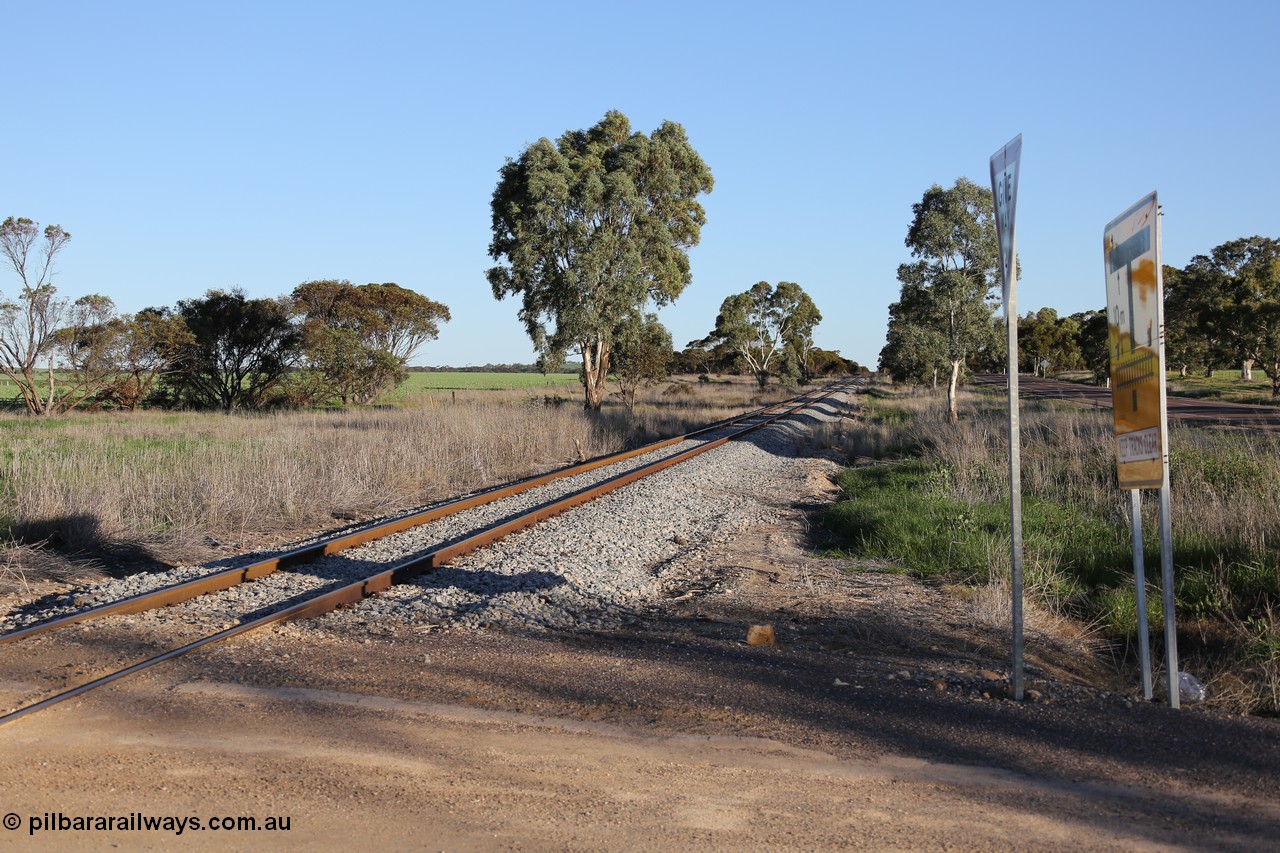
1103,193,1165,489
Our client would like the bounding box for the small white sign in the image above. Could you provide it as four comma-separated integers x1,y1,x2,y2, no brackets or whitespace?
1117,427,1160,464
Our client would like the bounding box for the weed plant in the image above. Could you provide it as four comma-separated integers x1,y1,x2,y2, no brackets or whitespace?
820,385,1280,716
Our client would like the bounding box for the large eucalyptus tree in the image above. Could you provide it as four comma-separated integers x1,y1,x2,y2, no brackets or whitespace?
487,111,713,410
292,280,450,405
710,281,821,387
1184,236,1280,390
880,178,1001,422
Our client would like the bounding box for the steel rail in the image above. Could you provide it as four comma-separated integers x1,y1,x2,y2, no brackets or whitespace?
0,384,841,647
0,385,849,728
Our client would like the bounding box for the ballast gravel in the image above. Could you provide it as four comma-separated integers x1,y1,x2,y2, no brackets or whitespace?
1,394,854,638
330,398,850,634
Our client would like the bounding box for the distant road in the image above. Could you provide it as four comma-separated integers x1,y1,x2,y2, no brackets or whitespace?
971,374,1280,430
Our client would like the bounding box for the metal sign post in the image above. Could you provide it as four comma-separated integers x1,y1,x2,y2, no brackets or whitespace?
990,134,1024,701
1128,489,1153,700
1154,206,1180,708
1103,193,1178,707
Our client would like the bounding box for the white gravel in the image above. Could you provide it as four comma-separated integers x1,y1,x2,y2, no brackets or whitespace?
326,392,853,634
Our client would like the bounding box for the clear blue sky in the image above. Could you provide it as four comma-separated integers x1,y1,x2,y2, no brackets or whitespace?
5,1,1277,368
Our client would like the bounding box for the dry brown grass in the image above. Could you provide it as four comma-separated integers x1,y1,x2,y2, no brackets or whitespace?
0,376,794,578
826,381,1280,715
827,383,1280,568
0,544,89,592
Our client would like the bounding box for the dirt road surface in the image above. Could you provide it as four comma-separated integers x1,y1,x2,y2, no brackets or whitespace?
2,458,1278,851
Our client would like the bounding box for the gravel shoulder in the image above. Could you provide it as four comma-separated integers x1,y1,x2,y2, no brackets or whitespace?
2,396,1278,851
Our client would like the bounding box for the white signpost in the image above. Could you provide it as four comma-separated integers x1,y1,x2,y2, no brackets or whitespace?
1103,192,1178,707
989,134,1024,701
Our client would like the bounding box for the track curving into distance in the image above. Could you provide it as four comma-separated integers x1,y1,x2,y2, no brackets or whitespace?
0,381,858,727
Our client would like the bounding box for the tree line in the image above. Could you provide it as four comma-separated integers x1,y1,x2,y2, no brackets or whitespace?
486,110,862,411
2,212,853,418
0,216,450,415
990,238,1280,394
876,182,1280,406
4,110,874,416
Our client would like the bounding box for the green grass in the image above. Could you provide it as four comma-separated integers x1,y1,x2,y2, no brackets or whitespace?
391,372,582,393
827,460,1126,588
1166,369,1277,406
0,374,66,408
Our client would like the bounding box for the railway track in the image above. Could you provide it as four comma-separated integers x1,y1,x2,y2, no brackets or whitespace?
0,381,859,727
